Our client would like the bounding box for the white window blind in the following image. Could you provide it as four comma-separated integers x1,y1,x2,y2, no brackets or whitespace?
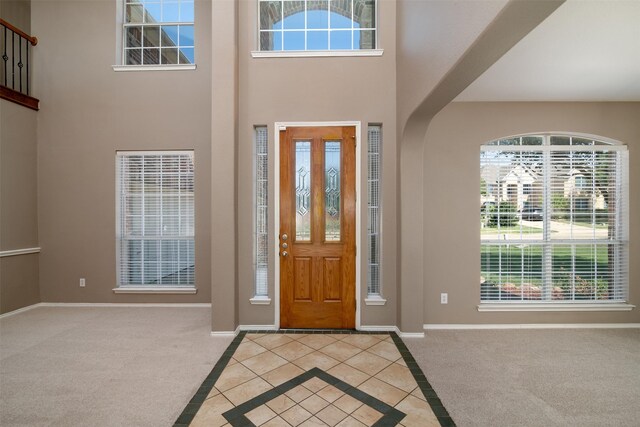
255,127,269,297
116,151,195,287
367,125,382,296
480,135,628,303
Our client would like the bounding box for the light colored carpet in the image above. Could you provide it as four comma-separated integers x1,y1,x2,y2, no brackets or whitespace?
0,306,232,426
404,329,640,427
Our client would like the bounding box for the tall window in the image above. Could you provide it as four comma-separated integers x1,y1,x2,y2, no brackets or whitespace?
259,0,377,51
254,127,269,298
116,151,195,287
123,0,194,65
480,135,628,303
367,125,382,297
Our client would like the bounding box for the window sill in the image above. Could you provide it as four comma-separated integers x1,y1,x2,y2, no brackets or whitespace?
113,287,197,294
251,49,383,59
112,64,197,72
249,296,272,305
365,296,387,306
478,303,635,312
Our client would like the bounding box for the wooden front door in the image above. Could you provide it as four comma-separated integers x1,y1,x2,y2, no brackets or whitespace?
280,126,356,329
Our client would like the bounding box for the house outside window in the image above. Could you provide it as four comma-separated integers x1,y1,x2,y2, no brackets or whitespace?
258,0,377,51
480,134,628,304
116,151,195,289
123,0,194,65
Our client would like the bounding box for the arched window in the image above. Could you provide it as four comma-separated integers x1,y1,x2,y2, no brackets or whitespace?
480,134,629,304
259,0,377,51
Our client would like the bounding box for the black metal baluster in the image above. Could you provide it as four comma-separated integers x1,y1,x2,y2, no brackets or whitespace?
12,30,15,90
2,26,7,87
18,36,23,93
26,42,29,95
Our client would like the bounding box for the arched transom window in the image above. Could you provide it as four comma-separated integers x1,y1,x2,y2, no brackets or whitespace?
480,134,629,305
259,0,377,51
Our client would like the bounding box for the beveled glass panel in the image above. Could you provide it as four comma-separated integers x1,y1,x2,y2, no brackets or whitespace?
179,25,194,46
330,0,353,28
325,141,341,241
295,141,312,241
260,31,280,51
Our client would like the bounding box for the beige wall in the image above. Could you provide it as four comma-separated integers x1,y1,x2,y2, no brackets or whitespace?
235,0,398,328
0,0,31,33
1,99,40,313
423,102,640,325
31,0,212,304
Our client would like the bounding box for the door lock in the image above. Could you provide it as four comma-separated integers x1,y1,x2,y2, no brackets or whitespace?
281,251,288,257
282,243,288,249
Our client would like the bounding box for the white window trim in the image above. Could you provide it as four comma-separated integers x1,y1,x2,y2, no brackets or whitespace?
479,133,629,309
116,150,195,290
114,0,196,69
256,0,380,54
112,64,196,72
251,49,383,58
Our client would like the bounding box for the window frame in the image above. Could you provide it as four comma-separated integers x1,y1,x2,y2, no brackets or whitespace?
114,150,196,294
479,133,631,311
251,126,272,304
113,0,197,71
252,0,383,58
365,124,386,305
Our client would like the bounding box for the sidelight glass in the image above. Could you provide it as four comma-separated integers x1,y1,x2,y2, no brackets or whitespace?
295,141,312,241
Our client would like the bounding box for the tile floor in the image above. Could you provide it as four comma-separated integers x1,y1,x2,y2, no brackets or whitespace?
177,332,450,427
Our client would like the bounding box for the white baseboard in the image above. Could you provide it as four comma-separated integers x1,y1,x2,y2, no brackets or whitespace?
0,302,42,319
424,323,640,330
210,331,237,337
39,302,211,308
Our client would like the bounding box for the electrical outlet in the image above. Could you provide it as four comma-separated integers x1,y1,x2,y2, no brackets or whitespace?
80,278,86,288
440,293,448,304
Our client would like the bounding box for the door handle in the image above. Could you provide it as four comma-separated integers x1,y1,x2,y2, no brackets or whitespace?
281,251,288,257
281,233,288,241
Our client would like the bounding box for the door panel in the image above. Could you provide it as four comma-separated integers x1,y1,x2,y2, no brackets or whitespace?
280,126,356,329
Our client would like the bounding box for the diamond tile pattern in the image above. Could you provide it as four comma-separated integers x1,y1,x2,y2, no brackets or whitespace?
182,332,450,427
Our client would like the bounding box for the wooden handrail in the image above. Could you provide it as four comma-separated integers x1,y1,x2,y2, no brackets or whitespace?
0,19,37,46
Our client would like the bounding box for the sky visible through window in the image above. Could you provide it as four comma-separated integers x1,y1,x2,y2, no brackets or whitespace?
273,11,361,50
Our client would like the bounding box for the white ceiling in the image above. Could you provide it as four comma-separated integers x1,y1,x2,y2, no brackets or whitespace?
456,0,640,102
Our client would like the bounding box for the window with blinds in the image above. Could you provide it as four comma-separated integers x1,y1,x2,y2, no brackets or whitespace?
480,135,628,303
255,127,269,297
116,151,195,287
367,125,382,296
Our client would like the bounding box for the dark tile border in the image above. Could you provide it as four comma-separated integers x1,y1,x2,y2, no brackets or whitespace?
390,332,457,427
222,367,406,426
175,330,456,427
173,331,247,427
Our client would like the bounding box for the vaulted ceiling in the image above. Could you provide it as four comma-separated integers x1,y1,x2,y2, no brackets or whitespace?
456,0,640,101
